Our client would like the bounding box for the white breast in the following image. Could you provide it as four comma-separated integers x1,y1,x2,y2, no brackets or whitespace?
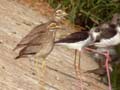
94,32,120,47
116,26,120,32
57,36,92,51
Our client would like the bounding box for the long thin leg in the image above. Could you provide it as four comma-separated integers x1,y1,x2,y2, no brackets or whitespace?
41,57,46,74
105,51,112,90
74,50,83,90
34,57,46,90
78,51,81,75
40,57,46,90
85,47,112,90
34,57,41,89
74,49,78,76
78,51,83,90
85,47,105,56
74,50,82,77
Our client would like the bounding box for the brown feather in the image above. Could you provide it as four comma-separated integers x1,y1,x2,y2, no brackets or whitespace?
13,23,50,50
14,21,57,59
14,10,68,59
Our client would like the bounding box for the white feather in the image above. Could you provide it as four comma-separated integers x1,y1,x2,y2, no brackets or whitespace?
56,36,92,51
94,32,120,47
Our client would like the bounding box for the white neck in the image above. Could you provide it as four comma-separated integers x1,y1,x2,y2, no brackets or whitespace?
116,26,120,32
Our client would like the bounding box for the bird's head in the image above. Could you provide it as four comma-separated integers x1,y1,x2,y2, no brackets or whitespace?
90,23,112,42
47,22,62,31
54,9,68,22
111,13,120,32
90,27,102,42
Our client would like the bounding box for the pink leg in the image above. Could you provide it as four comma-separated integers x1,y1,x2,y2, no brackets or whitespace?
85,47,112,90
74,50,83,90
78,50,83,90
104,51,112,90
85,47,105,56
74,49,80,76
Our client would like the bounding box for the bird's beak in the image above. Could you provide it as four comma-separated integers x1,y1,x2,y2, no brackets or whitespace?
55,25,62,29
56,11,68,17
63,12,68,17
49,25,61,30
91,32,101,42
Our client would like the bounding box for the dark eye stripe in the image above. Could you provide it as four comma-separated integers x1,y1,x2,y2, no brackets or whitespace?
109,24,116,28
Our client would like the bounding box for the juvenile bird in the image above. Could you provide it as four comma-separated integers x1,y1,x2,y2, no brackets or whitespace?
88,14,120,90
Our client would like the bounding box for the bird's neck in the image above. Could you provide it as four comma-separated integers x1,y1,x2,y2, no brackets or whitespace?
116,25,120,32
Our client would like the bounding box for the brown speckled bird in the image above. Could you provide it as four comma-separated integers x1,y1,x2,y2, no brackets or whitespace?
14,22,61,59
14,10,67,59
13,10,67,90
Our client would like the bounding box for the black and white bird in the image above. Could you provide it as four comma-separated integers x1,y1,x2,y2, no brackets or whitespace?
55,30,94,74
86,24,115,90
55,31,93,51
88,13,120,68
88,14,120,90
91,14,120,47
55,30,94,90
89,14,120,74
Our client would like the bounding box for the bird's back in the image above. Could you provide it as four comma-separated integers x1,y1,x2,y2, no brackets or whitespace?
55,31,89,43
15,22,56,59
14,23,50,50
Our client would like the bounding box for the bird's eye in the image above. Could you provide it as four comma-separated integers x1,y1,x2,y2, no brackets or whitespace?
55,10,67,16
55,10,62,14
95,28,100,32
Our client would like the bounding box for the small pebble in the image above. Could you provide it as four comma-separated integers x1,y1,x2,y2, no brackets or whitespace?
32,72,36,75
0,40,3,44
56,75,60,81
2,66,5,69
12,32,17,34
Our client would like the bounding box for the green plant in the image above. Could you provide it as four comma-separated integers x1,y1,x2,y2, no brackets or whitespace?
47,0,120,28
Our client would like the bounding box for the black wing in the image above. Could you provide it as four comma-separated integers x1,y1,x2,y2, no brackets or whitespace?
55,31,89,43
94,24,117,43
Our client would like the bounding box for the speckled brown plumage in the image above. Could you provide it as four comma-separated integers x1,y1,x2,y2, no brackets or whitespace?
14,10,67,59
